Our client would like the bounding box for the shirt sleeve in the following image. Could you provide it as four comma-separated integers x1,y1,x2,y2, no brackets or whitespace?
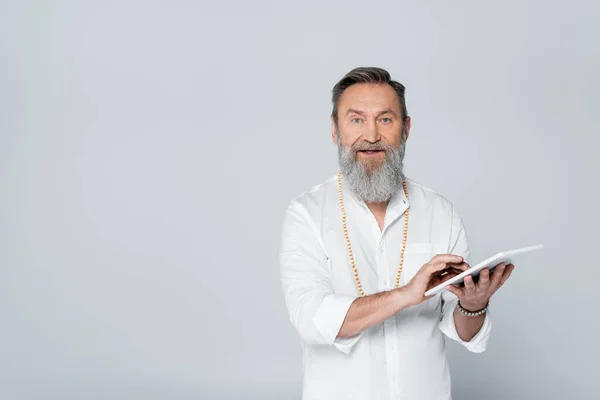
279,200,362,355
438,204,492,353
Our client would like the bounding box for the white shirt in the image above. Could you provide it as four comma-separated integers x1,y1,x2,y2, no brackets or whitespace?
279,173,491,400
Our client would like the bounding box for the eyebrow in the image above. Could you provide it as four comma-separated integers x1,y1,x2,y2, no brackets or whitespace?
345,108,399,117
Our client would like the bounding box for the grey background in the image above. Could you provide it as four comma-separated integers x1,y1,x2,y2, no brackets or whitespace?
1,0,598,399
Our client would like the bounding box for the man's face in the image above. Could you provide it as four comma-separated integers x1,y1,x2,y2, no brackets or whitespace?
331,82,411,203
332,83,410,173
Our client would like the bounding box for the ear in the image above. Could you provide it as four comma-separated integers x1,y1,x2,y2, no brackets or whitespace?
404,116,411,141
331,116,338,144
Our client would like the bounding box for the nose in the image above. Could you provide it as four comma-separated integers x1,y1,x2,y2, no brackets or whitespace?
363,119,381,143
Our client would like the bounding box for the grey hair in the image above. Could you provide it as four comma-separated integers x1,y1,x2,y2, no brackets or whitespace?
331,67,409,125
336,124,408,203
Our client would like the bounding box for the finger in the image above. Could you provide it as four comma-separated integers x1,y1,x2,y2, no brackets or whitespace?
496,264,514,289
452,262,470,272
435,264,468,279
445,284,463,297
426,261,451,274
426,259,467,276
443,267,467,277
490,262,506,287
438,271,461,285
478,268,490,288
430,254,464,265
464,275,476,292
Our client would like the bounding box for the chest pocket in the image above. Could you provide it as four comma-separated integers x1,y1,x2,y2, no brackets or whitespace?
402,243,437,283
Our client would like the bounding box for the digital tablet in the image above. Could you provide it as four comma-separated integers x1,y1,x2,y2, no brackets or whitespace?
424,244,544,297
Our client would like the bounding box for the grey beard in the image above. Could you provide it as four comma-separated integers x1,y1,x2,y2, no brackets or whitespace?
337,129,406,204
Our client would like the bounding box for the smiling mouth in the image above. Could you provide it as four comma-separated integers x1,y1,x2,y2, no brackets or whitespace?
358,150,383,154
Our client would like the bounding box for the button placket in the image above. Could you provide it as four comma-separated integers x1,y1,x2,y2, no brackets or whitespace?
385,320,401,398
377,236,389,290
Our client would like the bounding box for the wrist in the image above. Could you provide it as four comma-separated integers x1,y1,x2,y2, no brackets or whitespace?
457,300,489,316
458,300,488,311
392,287,415,311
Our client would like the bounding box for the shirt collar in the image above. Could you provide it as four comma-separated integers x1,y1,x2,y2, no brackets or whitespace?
385,181,410,227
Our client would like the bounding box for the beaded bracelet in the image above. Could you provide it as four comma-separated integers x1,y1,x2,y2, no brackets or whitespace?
457,301,488,317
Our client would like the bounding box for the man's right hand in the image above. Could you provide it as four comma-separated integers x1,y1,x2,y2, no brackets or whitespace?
401,254,469,307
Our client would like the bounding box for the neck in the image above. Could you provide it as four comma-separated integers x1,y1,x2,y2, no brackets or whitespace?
366,201,389,213
366,201,389,231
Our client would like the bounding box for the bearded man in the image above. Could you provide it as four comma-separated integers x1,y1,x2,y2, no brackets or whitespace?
279,67,514,400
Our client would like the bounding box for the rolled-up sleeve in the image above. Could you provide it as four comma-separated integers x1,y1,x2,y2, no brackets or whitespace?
279,200,361,354
438,204,492,353
439,290,492,353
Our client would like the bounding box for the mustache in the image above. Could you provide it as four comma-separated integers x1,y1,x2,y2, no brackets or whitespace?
352,142,390,152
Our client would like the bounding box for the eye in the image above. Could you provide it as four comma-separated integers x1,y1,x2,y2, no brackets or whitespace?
351,117,361,124
381,117,392,124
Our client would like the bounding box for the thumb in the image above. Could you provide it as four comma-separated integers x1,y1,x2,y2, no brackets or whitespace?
444,284,461,296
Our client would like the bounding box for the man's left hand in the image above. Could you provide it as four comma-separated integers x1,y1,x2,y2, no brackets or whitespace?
445,262,515,310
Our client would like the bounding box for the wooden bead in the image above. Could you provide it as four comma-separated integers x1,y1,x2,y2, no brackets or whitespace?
337,170,409,295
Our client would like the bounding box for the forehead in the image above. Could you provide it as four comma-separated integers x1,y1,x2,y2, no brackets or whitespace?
338,83,400,113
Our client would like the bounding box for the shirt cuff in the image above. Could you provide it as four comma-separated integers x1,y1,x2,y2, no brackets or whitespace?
439,298,492,353
312,293,361,355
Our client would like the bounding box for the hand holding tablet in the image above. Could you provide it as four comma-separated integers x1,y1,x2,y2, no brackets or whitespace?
424,244,544,297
